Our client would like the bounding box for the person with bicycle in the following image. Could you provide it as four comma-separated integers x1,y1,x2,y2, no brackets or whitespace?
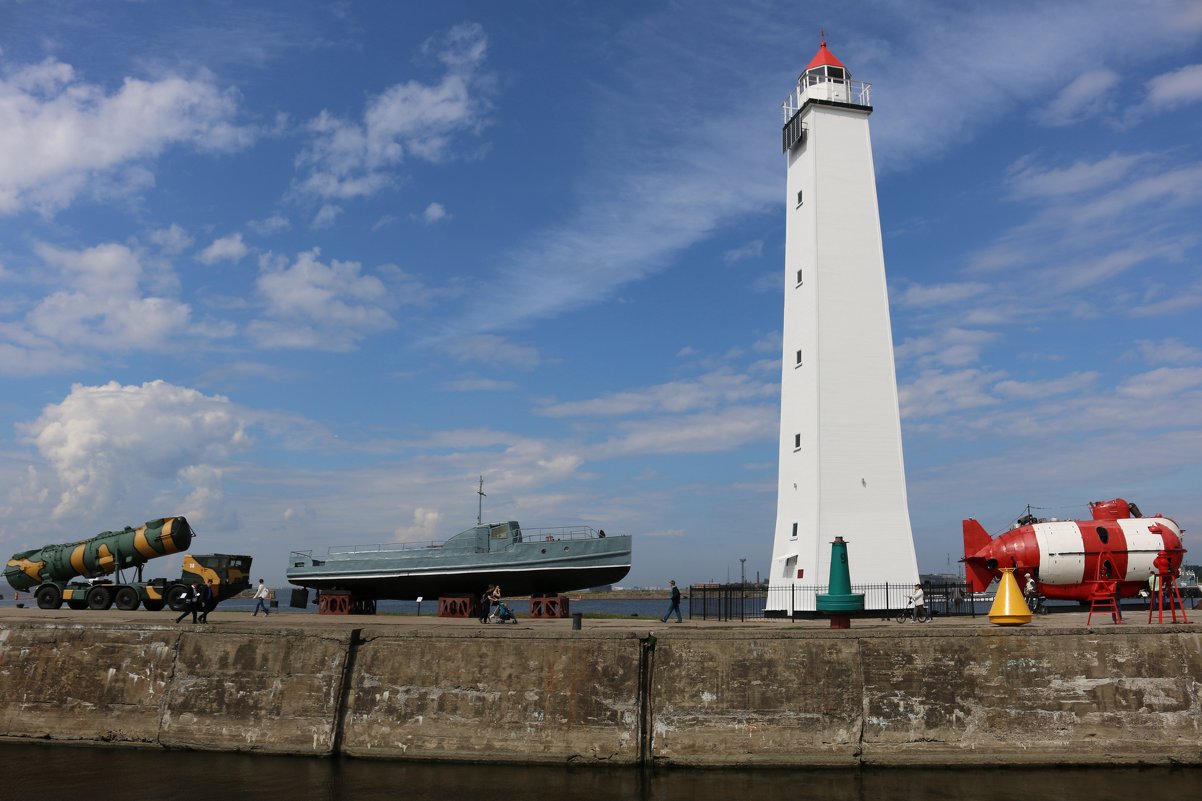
1023,572,1037,603
1023,572,1048,614
908,583,926,622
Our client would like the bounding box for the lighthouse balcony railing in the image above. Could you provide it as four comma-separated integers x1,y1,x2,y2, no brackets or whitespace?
781,76,872,121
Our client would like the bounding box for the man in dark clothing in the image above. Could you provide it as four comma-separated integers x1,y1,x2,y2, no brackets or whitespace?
197,581,216,623
661,580,682,623
175,583,201,624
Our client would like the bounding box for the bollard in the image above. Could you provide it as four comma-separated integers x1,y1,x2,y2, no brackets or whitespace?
571,612,583,630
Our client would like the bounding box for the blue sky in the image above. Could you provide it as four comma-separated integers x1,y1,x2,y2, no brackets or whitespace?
1,1,1201,589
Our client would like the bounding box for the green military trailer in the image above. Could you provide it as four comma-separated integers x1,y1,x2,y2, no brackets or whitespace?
4,516,252,611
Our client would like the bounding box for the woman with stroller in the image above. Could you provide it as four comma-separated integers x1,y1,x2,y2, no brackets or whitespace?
479,584,499,623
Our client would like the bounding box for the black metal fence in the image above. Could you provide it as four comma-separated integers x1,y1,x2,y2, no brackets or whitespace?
687,582,984,621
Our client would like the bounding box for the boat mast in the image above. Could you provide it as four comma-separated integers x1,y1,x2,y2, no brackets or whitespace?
477,475,486,525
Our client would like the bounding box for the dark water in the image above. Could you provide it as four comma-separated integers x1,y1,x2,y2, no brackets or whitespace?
0,743,1198,801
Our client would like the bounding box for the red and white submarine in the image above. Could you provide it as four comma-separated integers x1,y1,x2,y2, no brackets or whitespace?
963,498,1186,601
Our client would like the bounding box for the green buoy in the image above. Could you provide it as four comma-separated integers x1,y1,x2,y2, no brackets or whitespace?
816,536,865,628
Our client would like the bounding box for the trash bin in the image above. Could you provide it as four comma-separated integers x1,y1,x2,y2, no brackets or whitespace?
571,612,583,630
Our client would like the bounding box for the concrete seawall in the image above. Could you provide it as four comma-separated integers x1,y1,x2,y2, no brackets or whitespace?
1,617,1199,766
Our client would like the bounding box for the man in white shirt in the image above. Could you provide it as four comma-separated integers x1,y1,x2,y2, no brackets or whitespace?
253,579,271,617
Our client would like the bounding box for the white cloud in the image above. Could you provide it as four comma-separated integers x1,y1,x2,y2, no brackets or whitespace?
197,233,249,265
539,369,775,418
249,248,395,350
148,224,193,254
248,215,291,235
19,380,249,519
994,372,1099,400
393,507,442,543
0,57,251,215
294,23,491,201
895,328,998,369
1034,69,1119,126
418,202,448,224
1003,152,1149,201
899,368,1005,420
594,406,777,457
1145,63,1202,111
1135,338,1202,364
864,4,1202,172
442,377,518,392
894,282,989,309
0,242,196,373
439,334,540,370
1115,366,1202,399
312,203,343,228
723,240,763,264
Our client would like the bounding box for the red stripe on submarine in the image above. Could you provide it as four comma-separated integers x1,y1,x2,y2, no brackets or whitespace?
962,498,1186,602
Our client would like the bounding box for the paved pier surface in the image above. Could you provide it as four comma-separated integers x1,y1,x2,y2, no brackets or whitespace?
0,606,1198,767
0,603,1190,629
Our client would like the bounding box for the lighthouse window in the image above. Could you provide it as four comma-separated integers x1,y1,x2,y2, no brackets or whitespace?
796,190,804,207
827,66,845,80
795,349,802,367
796,268,803,286
1096,526,1110,544
793,433,801,450
791,523,798,539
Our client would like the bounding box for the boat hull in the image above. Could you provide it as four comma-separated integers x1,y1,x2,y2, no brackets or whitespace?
287,530,632,600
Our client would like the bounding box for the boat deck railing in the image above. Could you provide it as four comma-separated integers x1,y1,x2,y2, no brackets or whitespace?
290,526,617,558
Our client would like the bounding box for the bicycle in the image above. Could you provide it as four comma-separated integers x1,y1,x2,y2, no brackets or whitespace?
895,604,932,623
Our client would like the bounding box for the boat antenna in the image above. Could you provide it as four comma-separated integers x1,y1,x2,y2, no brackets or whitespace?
477,475,486,525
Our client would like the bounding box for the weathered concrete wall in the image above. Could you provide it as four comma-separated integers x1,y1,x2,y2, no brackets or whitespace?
0,624,176,745
857,628,1202,765
650,627,1202,766
0,623,351,755
159,627,351,754
341,628,643,763
1,621,1200,766
651,636,864,765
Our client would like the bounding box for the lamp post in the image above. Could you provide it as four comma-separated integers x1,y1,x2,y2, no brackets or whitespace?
740,558,747,622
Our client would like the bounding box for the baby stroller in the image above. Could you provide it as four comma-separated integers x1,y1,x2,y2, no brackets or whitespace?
489,600,518,623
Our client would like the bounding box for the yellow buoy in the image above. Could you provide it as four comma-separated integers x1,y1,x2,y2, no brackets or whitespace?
988,567,1032,626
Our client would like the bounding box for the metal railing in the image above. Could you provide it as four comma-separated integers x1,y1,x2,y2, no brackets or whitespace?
781,76,872,121
295,526,613,557
688,581,984,621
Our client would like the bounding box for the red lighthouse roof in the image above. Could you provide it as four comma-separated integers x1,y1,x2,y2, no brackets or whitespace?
805,35,846,72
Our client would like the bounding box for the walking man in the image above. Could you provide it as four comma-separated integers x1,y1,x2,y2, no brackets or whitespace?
252,579,271,616
197,580,216,623
175,583,201,624
661,580,682,623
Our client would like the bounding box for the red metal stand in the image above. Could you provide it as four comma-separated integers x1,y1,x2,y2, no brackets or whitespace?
1148,571,1189,624
529,595,570,618
438,595,475,618
1086,580,1122,626
317,591,377,615
318,591,351,615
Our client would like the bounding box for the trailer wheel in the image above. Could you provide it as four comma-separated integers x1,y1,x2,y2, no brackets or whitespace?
114,586,141,611
142,599,165,612
86,585,113,610
36,585,63,610
166,584,190,612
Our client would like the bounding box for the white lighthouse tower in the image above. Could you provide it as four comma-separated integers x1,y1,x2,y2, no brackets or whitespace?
767,37,919,614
